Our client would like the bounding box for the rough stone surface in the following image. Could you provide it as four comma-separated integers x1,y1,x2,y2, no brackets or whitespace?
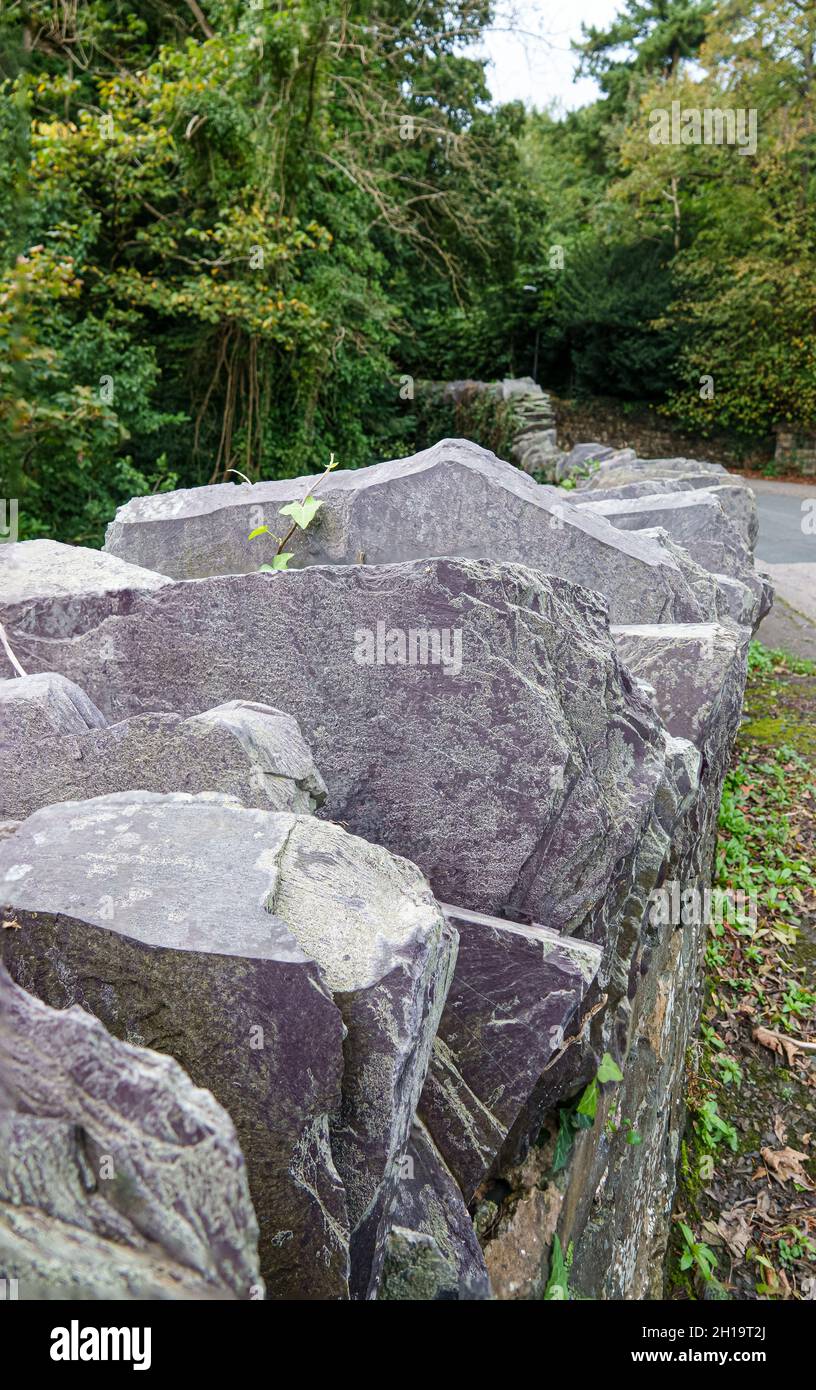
382,1120,491,1300
573,477,758,551
576,457,726,491
0,791,455,1299
611,623,748,760
0,965,261,1300
270,812,457,1300
0,539,169,647
0,1206,243,1300
478,611,746,1300
554,442,630,483
2,688,327,820
0,671,107,746
573,491,771,627
0,557,681,934
418,905,602,1199
101,442,733,626
0,422,769,1303
378,1227,455,1301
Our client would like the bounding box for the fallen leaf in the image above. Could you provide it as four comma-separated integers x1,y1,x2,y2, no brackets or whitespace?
760,1147,814,1188
773,1114,788,1145
753,1025,802,1066
716,1206,753,1259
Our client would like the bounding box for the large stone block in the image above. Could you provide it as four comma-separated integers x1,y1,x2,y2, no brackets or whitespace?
611,623,748,762
101,441,731,625
0,966,262,1300
573,478,758,551
1,556,676,932
381,1120,491,1300
0,539,169,645
576,457,726,491
268,812,457,1299
418,905,602,1200
0,791,455,1298
573,491,770,626
0,671,106,745
1,682,327,820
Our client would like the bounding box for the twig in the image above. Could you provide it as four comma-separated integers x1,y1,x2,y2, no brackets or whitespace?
0,622,27,677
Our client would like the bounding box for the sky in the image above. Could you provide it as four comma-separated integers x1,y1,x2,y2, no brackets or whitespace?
478,0,624,112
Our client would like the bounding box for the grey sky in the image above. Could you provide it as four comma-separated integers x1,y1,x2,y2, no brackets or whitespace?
478,0,623,111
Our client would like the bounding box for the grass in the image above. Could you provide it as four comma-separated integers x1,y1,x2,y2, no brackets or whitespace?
669,643,816,1300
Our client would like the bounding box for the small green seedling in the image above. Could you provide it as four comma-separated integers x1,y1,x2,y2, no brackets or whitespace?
678,1221,719,1283
248,452,338,570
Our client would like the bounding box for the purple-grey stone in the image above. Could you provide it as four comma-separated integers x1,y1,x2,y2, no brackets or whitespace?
100,442,730,625
381,1119,491,1300
0,790,455,1300
0,791,349,1298
572,491,770,626
0,965,262,1300
0,557,677,932
0,539,169,648
1,684,327,820
266,812,457,1299
417,905,602,1200
612,622,748,774
572,477,758,551
0,671,107,746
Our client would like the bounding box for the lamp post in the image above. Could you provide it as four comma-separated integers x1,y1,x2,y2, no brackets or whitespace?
523,284,540,383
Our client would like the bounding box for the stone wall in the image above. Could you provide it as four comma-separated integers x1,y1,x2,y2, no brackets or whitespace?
775,429,816,476
552,395,774,474
0,427,771,1301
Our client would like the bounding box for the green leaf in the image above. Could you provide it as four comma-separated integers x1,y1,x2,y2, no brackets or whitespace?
259,554,294,572
544,1234,570,1300
576,1076,599,1120
597,1052,623,1084
626,1129,642,1145
278,495,323,530
248,525,270,540
552,1109,576,1172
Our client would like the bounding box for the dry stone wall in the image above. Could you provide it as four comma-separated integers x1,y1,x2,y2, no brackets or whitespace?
0,411,770,1300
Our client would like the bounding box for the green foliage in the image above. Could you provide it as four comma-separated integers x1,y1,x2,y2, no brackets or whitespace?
3,2,816,542
677,1221,719,1283
543,1234,573,1301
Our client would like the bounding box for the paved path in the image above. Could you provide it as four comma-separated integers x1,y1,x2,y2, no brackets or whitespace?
749,478,816,657
751,478,816,567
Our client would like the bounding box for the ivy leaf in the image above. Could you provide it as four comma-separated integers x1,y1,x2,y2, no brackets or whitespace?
576,1077,599,1121
552,1109,576,1172
272,552,295,570
259,552,295,572
248,524,270,540
278,495,322,530
597,1052,624,1084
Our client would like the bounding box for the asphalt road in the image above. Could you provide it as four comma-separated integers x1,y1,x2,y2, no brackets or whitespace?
750,478,816,655
751,479,816,565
